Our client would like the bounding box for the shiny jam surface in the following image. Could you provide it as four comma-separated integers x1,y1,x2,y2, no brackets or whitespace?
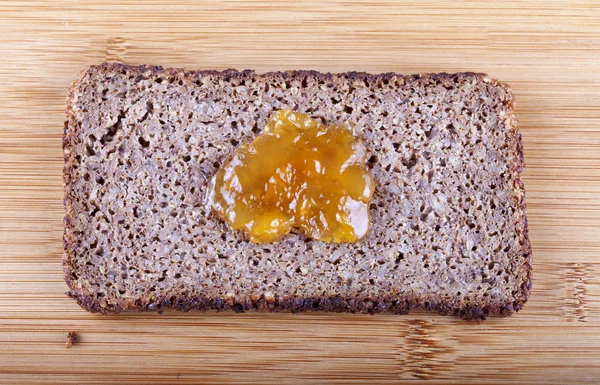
207,109,375,243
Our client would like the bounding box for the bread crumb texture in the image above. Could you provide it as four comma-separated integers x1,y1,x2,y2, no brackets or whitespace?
63,63,531,320
65,331,77,349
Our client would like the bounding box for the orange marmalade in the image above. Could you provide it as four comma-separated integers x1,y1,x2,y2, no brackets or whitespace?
207,109,375,243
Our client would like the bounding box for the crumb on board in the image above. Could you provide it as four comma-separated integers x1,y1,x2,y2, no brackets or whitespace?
65,331,77,349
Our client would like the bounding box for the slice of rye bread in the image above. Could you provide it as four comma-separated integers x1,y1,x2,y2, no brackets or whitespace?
63,62,532,320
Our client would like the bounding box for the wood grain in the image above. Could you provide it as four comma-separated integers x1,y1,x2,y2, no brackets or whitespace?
1,0,599,383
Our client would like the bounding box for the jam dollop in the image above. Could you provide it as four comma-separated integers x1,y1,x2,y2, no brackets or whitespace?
207,109,375,243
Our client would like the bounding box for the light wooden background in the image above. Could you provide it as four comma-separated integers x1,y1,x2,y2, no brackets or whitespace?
1,1,599,383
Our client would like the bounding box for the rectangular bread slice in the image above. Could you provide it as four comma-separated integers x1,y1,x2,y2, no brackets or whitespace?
63,62,532,321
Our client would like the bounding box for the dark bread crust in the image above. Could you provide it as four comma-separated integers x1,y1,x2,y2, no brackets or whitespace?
67,289,524,321
64,62,532,321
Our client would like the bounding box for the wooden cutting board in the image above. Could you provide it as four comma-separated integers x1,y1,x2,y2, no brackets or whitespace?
1,1,599,383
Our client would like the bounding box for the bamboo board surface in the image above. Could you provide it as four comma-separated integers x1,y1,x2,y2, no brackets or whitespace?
1,1,600,383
